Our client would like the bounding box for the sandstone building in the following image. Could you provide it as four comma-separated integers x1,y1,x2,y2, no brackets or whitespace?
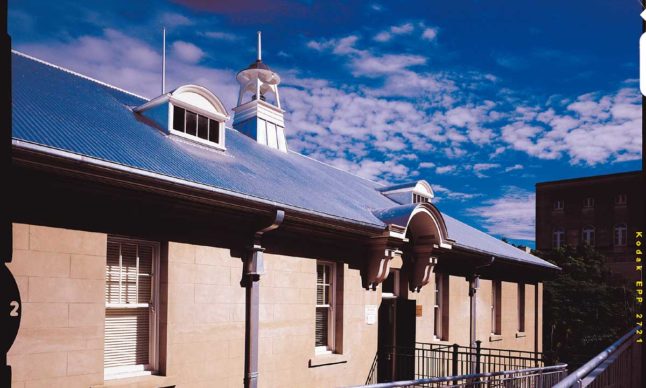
7,43,558,387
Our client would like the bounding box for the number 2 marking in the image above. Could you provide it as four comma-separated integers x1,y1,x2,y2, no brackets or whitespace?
10,301,20,317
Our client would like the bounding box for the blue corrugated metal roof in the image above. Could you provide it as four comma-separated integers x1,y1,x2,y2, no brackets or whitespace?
441,213,557,269
377,182,418,192
11,52,556,269
11,52,395,227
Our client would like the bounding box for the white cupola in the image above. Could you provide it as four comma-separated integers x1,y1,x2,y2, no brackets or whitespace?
232,32,287,152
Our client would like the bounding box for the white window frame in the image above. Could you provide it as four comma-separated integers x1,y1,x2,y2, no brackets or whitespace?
169,101,226,150
582,226,595,247
315,261,337,355
491,280,502,335
104,237,161,381
412,193,430,204
553,228,565,248
615,194,627,206
614,224,628,247
583,197,594,209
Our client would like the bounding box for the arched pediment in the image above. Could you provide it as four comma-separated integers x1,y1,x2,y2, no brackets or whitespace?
170,84,229,118
373,203,450,247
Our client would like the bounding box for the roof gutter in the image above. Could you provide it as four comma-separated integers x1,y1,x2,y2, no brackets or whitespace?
449,242,560,271
12,139,387,236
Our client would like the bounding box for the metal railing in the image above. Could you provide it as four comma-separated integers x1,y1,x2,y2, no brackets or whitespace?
553,326,642,388
366,341,544,384
352,364,568,388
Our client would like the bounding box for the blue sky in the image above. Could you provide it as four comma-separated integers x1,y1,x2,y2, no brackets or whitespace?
9,0,643,247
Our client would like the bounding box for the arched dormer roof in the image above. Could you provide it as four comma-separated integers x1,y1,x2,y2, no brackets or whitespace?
170,84,229,120
372,203,451,248
378,180,435,204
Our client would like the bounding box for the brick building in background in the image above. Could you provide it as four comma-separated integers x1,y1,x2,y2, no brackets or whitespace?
536,171,643,281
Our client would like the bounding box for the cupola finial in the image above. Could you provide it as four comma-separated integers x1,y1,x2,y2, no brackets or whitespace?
232,32,287,152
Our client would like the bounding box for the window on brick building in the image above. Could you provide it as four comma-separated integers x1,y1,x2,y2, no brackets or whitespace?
615,194,627,206
553,228,565,248
582,226,595,246
614,224,627,246
105,237,160,379
583,197,594,209
553,199,564,210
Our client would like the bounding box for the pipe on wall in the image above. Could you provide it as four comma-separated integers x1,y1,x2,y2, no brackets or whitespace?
243,209,284,388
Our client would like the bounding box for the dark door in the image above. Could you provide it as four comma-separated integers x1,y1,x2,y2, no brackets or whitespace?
394,298,416,380
377,298,416,382
377,298,396,382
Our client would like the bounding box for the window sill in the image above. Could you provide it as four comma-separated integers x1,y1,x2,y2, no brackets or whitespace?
309,353,349,368
516,332,527,338
92,374,175,388
489,334,503,342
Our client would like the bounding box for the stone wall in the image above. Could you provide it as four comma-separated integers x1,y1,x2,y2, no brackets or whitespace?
7,224,543,387
8,224,106,388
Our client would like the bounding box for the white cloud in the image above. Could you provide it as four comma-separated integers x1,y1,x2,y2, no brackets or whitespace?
432,184,480,202
203,31,238,41
171,41,204,64
421,28,438,41
435,165,457,174
374,23,415,42
504,164,524,172
418,161,436,169
160,12,193,27
503,87,642,164
391,23,414,34
374,31,392,42
351,54,426,77
471,163,500,178
467,187,535,240
307,34,426,78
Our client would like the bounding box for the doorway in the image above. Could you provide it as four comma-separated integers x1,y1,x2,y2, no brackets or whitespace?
377,270,416,382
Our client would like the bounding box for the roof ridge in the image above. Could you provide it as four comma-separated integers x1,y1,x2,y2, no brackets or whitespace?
12,50,150,101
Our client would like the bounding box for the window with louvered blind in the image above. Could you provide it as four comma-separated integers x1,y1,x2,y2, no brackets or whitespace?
105,238,159,379
316,262,336,354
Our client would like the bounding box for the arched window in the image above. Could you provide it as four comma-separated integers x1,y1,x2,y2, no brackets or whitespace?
582,226,595,246
614,224,627,247
552,228,565,248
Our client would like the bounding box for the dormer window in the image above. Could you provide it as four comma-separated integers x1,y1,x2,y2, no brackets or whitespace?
134,84,229,151
378,180,434,205
413,193,430,204
172,106,221,144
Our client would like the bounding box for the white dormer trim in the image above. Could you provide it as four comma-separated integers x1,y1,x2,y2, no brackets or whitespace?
379,180,435,205
134,84,230,151
171,85,229,119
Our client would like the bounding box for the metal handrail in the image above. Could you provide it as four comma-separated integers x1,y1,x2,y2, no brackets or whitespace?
552,326,640,388
350,364,567,388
